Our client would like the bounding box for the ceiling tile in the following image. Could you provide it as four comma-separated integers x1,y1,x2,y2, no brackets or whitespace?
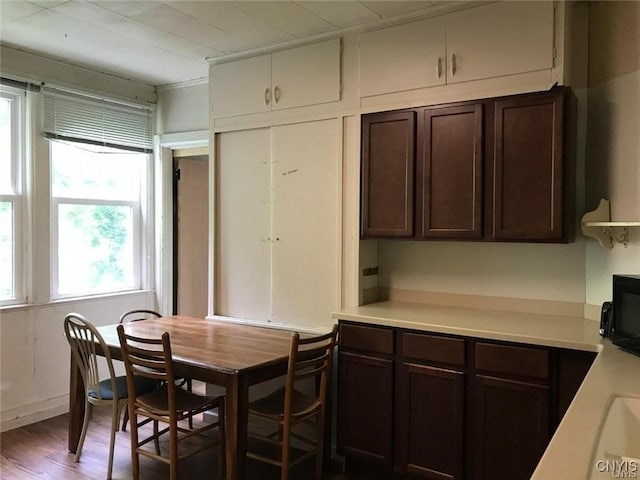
0,1,43,19
362,1,432,18
26,0,68,8
131,4,232,50
53,1,218,60
168,1,293,52
295,1,380,27
230,1,333,38
88,1,158,18
1,15,208,85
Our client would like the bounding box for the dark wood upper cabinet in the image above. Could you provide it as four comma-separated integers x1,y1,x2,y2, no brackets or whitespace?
360,87,574,242
418,103,484,239
490,89,572,241
361,111,416,238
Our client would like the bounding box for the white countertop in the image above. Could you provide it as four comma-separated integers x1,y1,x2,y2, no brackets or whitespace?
331,301,640,480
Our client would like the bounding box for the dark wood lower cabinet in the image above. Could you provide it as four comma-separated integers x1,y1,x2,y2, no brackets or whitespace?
398,363,464,480
338,351,394,465
472,375,550,480
337,322,595,480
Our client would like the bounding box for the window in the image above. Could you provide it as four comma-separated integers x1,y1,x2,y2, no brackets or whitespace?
43,86,153,299
50,141,149,298
0,86,24,305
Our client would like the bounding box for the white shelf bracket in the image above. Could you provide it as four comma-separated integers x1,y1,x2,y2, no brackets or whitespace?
581,198,640,248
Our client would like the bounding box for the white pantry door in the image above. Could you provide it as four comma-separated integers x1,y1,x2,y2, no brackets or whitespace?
270,119,340,328
216,128,271,321
216,119,340,329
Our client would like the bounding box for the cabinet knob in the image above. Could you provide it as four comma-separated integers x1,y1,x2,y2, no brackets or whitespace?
436,57,443,79
264,87,271,105
450,53,457,76
274,85,281,104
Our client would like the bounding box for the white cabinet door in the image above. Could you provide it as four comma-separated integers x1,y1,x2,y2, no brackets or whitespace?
270,119,339,328
212,39,341,118
360,17,446,97
445,1,554,84
271,38,341,110
216,128,271,321
211,54,271,118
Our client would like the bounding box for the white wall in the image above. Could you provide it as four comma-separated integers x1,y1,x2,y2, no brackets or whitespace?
0,292,155,432
0,51,161,431
584,2,640,307
378,240,586,303
156,82,209,134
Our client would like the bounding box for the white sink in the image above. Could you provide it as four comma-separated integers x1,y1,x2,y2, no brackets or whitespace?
590,396,640,479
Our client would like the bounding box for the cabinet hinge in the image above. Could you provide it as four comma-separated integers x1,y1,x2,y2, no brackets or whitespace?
175,168,181,181
552,47,557,61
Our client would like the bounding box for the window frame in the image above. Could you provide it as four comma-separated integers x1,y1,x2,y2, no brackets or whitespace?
49,143,149,300
0,86,26,306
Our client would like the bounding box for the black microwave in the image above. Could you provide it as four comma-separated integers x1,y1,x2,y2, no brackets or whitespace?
611,274,640,353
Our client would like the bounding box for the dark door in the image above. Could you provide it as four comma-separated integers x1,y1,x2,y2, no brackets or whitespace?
361,111,416,238
418,103,483,239
173,152,209,317
473,375,550,480
398,362,465,479
338,351,394,465
490,89,567,241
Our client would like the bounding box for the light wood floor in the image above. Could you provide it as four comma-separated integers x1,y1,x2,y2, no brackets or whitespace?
0,407,366,480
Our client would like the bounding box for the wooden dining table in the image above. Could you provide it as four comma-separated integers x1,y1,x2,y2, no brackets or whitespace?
67,316,301,480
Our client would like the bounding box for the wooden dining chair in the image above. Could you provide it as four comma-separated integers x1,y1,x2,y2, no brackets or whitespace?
63,313,158,480
246,324,339,480
119,309,195,430
116,324,226,480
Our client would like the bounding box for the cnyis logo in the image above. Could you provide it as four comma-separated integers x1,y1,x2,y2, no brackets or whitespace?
595,459,639,478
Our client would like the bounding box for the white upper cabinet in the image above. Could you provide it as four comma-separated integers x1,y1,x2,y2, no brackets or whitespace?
445,2,554,85
360,17,446,97
359,1,556,97
211,38,341,118
211,55,272,118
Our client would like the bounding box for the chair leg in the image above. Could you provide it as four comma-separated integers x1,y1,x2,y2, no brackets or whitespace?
153,420,161,455
281,420,291,480
121,405,129,432
74,400,92,463
107,401,119,480
187,379,193,429
218,402,226,480
169,418,178,480
130,410,140,480
314,412,326,480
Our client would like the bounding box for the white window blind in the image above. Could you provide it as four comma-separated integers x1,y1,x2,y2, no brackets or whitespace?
42,87,153,153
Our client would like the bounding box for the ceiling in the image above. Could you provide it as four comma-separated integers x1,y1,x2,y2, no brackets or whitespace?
0,0,459,88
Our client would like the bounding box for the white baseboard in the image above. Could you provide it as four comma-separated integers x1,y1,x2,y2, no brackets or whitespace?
1,394,69,432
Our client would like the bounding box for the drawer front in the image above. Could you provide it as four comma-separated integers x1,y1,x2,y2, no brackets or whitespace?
340,323,394,355
402,332,465,366
476,342,549,379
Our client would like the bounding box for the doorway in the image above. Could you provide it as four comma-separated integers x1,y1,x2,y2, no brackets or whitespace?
172,148,208,317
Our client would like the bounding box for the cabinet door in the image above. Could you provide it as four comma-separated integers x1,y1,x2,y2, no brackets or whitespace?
445,2,554,84
361,111,416,238
338,351,394,465
360,17,446,97
270,119,339,327
215,128,271,320
398,363,464,480
473,375,550,480
271,38,341,111
211,54,271,118
418,104,483,239
491,90,567,241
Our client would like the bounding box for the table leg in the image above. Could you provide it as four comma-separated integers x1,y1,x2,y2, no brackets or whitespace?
68,351,85,452
225,375,249,480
